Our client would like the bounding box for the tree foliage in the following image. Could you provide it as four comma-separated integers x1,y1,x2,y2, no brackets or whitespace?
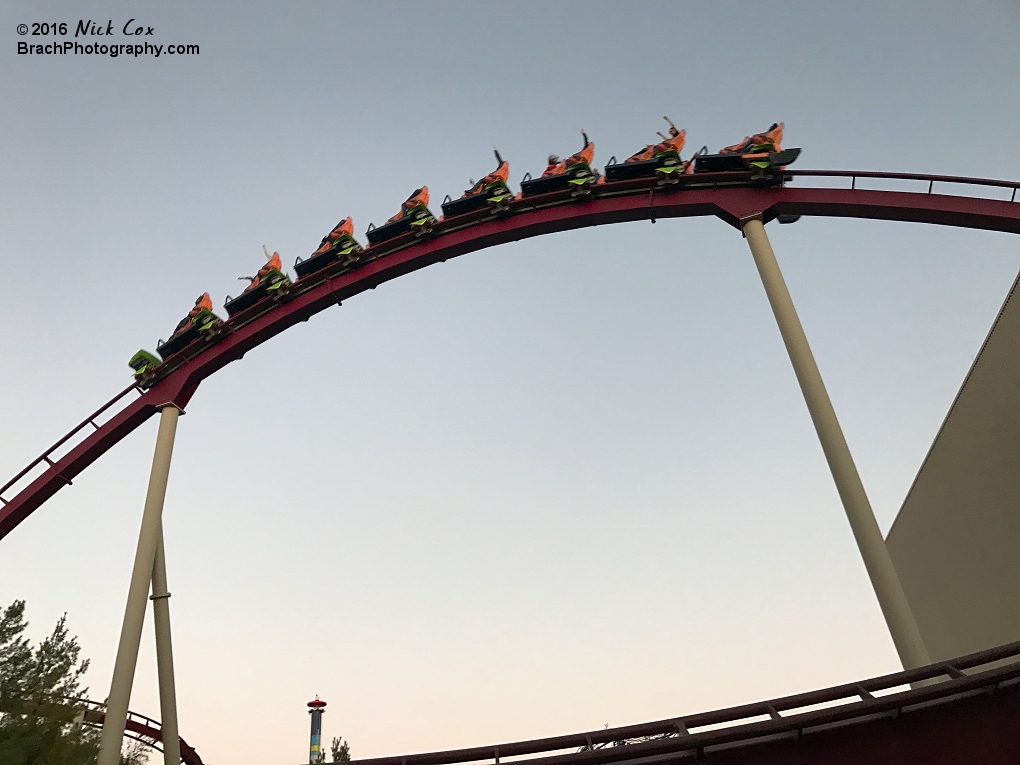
330,735,351,762
0,599,147,765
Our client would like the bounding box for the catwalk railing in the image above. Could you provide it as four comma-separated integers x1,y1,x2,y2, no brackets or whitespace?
348,638,1020,765
787,169,1020,200
0,383,142,506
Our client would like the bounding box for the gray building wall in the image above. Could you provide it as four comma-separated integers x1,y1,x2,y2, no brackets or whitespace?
887,271,1020,662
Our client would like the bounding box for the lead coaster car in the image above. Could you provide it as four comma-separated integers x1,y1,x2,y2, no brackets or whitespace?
155,307,223,360
693,147,801,174
365,202,437,246
223,268,291,317
294,231,365,278
128,349,162,381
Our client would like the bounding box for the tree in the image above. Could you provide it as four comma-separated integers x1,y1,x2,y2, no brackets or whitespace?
330,735,351,762
0,599,147,765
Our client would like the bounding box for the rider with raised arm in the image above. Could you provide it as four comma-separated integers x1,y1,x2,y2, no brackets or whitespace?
719,123,784,155
239,249,282,293
564,130,594,168
626,117,686,163
540,131,593,177
461,149,509,197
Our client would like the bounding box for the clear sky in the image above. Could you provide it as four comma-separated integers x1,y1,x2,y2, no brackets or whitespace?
2,2,1020,764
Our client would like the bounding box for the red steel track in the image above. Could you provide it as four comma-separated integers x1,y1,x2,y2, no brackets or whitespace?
347,638,1020,765
2,169,1020,764
74,698,205,765
2,170,1019,542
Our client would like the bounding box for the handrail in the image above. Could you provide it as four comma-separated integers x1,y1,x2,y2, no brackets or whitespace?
787,169,1020,199
347,638,1020,765
0,382,142,504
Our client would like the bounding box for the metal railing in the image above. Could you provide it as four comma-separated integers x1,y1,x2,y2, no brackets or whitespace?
0,383,142,505
349,638,1020,765
786,169,1020,201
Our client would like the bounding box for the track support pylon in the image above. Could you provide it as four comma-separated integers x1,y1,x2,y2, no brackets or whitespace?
98,405,182,765
152,523,181,765
741,215,930,671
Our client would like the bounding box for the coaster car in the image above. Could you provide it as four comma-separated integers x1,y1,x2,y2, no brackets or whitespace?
128,349,162,381
605,117,690,183
366,186,437,245
521,131,598,197
441,149,513,218
693,122,801,174
295,217,365,278
224,248,291,317
156,293,223,360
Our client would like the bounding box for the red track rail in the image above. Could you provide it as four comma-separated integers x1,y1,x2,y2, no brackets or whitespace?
2,171,1019,542
83,702,204,765
345,638,1020,765
30,697,206,765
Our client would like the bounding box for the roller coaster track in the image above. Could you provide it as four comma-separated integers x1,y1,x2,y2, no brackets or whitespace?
75,698,205,765
2,168,1020,763
1,697,205,765
2,169,1019,543
347,638,1020,765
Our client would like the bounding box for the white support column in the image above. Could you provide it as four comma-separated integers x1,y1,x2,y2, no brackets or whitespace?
98,406,181,765
741,216,930,670
151,524,181,765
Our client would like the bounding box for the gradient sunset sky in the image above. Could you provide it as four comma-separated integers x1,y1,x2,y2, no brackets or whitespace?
3,2,1020,764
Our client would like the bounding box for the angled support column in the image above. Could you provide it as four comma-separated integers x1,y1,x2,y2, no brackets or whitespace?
98,405,181,765
741,216,930,670
151,525,181,765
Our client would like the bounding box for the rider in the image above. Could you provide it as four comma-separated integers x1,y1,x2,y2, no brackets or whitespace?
312,216,354,256
462,149,509,197
719,123,784,155
625,117,686,163
563,130,594,168
241,249,282,293
542,154,562,177
171,293,213,336
541,131,593,177
387,186,429,223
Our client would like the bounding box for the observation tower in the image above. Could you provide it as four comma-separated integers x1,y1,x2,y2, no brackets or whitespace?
308,697,327,764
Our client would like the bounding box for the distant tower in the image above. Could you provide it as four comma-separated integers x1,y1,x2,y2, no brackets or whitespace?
308,697,327,764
